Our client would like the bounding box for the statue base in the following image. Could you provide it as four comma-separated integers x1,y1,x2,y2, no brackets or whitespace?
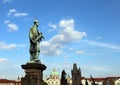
21,63,46,85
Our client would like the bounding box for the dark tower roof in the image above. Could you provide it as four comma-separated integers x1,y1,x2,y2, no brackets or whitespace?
73,63,77,70
72,63,81,75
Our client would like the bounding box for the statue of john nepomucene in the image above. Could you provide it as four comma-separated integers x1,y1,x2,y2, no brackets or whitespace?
29,20,44,63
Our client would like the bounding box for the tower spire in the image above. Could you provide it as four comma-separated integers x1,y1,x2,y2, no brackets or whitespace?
71,63,82,85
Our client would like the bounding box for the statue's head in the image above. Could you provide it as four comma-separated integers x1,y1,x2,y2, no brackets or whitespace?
33,20,39,27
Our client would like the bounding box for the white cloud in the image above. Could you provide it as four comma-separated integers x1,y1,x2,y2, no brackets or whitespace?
0,42,25,50
41,19,87,56
69,48,74,51
96,36,102,40
3,0,12,4
0,42,16,50
86,40,120,50
91,66,110,71
4,20,10,24
7,8,28,17
69,47,78,51
0,58,7,63
7,23,18,32
59,19,74,28
41,41,63,56
82,65,110,71
7,9,16,16
49,19,87,44
48,23,57,29
75,50,84,55
68,48,84,55
48,23,57,32
9,9,16,13
58,19,87,43
4,20,19,32
14,13,28,17
17,44,26,48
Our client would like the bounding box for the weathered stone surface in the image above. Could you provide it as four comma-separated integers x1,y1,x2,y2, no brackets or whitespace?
21,63,46,85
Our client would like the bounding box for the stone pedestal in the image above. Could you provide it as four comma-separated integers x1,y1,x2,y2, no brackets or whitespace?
21,63,46,85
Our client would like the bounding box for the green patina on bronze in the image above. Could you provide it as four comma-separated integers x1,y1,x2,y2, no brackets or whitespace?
29,20,45,63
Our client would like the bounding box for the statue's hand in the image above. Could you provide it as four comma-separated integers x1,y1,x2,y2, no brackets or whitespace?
42,36,45,40
39,32,45,41
31,39,37,44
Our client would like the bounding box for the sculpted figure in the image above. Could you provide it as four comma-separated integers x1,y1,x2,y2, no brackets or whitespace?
29,20,44,62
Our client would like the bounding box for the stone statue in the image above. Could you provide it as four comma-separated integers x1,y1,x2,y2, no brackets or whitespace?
29,20,44,63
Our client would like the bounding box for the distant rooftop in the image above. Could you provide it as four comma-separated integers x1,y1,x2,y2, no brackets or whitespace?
50,68,59,76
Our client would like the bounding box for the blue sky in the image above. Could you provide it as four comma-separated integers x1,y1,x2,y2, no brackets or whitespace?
0,0,120,80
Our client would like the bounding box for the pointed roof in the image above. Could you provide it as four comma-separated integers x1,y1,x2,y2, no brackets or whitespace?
62,70,66,74
72,63,78,73
73,63,77,70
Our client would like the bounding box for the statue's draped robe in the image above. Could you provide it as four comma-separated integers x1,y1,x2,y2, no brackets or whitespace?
29,25,40,60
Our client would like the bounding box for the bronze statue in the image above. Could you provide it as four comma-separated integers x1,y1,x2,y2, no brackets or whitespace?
29,20,44,63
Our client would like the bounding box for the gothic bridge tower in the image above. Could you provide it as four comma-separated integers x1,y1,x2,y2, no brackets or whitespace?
71,63,82,85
